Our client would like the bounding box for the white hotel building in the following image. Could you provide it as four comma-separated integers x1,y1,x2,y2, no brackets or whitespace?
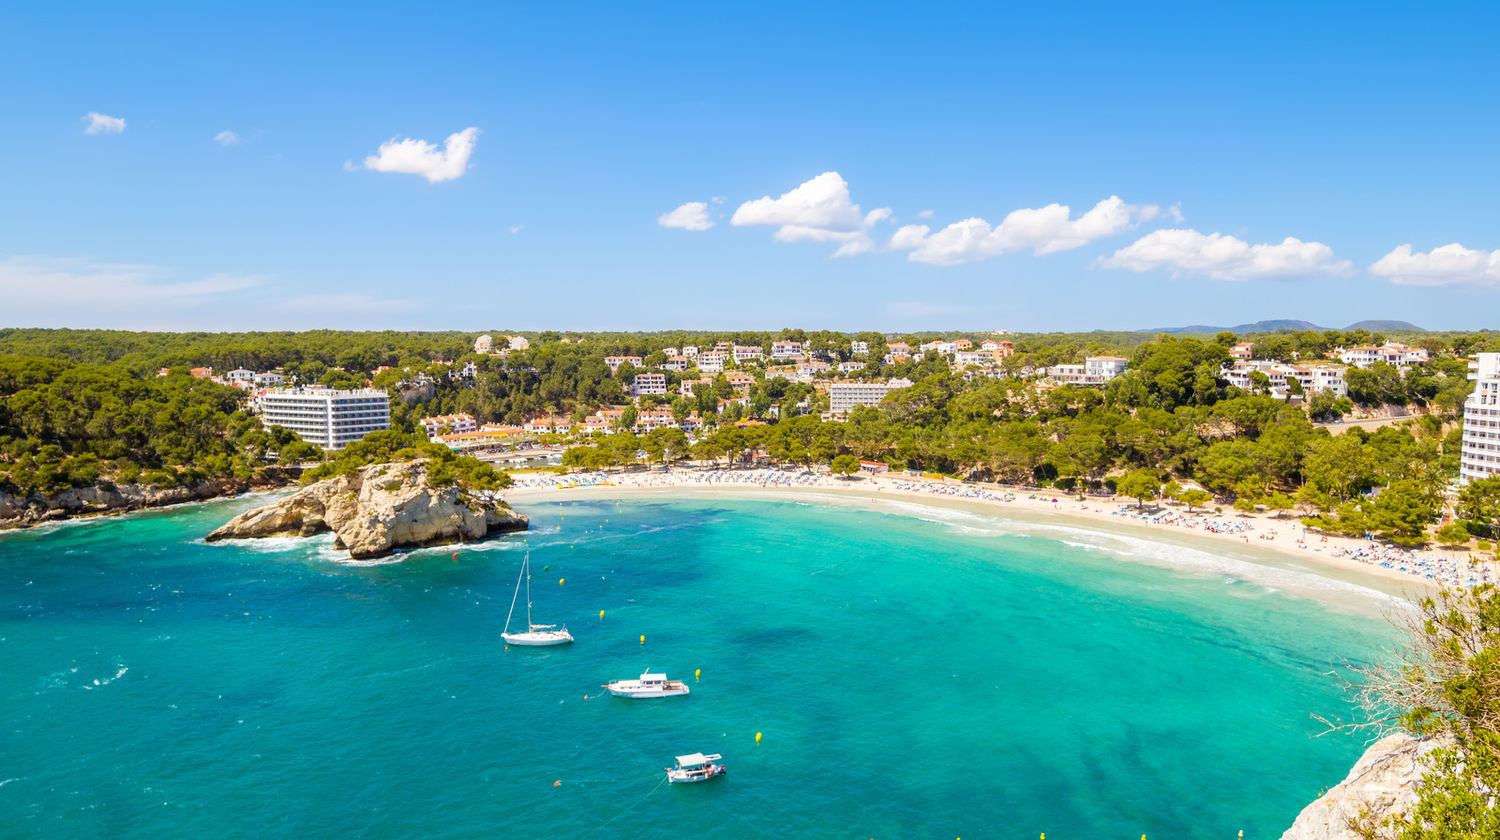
1460,353,1500,483
258,388,391,451
829,379,915,415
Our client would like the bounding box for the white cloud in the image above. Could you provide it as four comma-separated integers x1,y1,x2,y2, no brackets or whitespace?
889,196,1159,266
84,112,125,135
658,201,715,231
362,127,480,183
731,171,891,257
509,224,525,235
1097,228,1352,281
1370,243,1500,287
0,256,265,328
214,130,241,146
916,209,934,219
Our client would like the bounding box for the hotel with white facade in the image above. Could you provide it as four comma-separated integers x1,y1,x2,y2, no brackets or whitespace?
258,388,391,451
1460,353,1500,483
829,379,915,415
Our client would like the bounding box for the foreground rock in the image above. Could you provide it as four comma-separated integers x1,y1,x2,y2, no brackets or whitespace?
205,460,527,559
1281,731,1449,840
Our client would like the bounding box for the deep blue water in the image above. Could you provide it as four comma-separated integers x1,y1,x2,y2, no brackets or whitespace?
0,493,1393,838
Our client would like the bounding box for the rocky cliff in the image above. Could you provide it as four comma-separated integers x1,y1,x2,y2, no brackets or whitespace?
0,478,262,530
205,459,527,559
1281,732,1449,840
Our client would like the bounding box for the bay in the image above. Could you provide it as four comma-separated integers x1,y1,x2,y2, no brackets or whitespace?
0,493,1393,838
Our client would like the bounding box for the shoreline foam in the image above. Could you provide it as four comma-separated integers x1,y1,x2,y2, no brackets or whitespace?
503,469,1479,610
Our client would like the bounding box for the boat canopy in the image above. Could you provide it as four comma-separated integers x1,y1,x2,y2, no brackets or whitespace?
641,673,667,681
676,753,721,766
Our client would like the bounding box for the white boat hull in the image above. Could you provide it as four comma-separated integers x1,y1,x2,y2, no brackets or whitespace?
606,682,690,698
503,630,574,646
667,766,725,783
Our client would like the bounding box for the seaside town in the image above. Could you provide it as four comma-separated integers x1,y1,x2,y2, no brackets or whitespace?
11,4,1500,836
103,327,1499,592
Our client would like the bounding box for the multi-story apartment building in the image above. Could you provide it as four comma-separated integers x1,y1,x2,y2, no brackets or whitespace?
1220,361,1347,398
770,341,805,360
659,356,690,371
258,388,391,451
697,351,727,373
419,413,477,437
829,379,915,414
1461,353,1500,482
1047,357,1129,386
733,344,765,363
1337,342,1429,369
632,373,668,396
604,355,643,372
850,340,869,356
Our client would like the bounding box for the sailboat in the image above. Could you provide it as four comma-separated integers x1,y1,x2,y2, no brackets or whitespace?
502,552,573,646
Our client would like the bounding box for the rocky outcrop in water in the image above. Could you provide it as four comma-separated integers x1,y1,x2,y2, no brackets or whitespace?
205,459,527,559
1280,732,1449,840
0,478,264,530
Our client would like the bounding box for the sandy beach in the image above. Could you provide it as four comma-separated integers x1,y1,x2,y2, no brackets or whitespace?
503,467,1495,605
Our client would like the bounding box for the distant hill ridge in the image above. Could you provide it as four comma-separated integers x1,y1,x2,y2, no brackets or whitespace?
1143,319,1425,334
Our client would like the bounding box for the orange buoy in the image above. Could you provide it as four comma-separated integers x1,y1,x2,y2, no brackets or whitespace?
553,780,561,787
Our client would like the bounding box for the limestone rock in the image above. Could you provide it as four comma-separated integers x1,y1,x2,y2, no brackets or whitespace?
205,459,526,559
1281,732,1449,840
0,479,256,530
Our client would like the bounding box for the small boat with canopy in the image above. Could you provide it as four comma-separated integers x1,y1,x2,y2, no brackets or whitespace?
666,753,726,783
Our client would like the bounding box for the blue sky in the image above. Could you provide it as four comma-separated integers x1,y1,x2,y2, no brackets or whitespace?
4,1,1499,332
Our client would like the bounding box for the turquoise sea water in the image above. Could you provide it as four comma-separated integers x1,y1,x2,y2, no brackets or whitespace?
1,493,1396,838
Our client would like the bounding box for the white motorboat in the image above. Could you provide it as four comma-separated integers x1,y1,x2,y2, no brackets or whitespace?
502,552,573,647
604,670,690,697
666,752,725,783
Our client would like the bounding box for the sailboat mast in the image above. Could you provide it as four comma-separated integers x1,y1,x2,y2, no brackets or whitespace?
504,551,526,634
524,552,534,629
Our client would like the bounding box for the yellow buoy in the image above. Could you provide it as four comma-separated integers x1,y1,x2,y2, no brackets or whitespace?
599,610,605,619
639,635,645,644
694,668,701,680
755,731,762,743
559,578,565,585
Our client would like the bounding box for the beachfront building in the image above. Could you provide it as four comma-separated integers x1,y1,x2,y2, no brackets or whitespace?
681,345,699,359
258,388,391,451
829,379,915,415
1461,353,1500,482
1229,342,1254,360
838,361,866,373
632,373,668,396
419,413,477,437
733,344,765,363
